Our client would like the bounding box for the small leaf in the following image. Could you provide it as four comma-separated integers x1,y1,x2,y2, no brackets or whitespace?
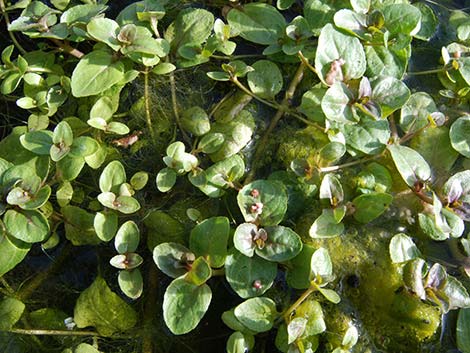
450,116,470,158
99,160,126,193
156,167,177,192
342,326,359,348
352,192,393,223
185,256,212,286
388,145,431,187
247,60,283,99
118,269,143,300
225,248,277,298
189,216,229,268
310,247,333,282
234,297,277,333
130,171,148,191
163,277,212,335
255,226,303,262
0,297,25,330
153,242,194,278
233,223,257,257
227,331,252,353
19,130,53,155
319,174,344,206
287,317,307,344
457,308,470,353
389,233,421,263
115,220,140,253
309,209,344,238
181,106,211,136
286,245,315,289
4,209,49,243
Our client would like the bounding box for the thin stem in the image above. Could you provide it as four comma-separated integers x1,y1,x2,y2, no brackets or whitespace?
413,189,433,204
399,123,430,144
143,67,157,144
0,0,26,54
169,67,191,144
282,284,317,322
211,54,265,60
388,113,399,142
8,328,128,337
319,154,381,173
0,276,15,294
244,61,306,183
50,39,84,59
298,51,317,76
231,77,280,110
406,67,446,76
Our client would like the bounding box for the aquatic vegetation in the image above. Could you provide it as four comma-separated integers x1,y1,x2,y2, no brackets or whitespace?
1,0,470,352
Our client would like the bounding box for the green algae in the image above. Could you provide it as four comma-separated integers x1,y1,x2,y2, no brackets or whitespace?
295,220,441,352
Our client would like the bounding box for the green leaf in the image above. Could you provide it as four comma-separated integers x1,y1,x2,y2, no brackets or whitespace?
69,137,99,158
334,9,368,38
56,156,85,181
115,221,140,254
74,276,137,336
310,247,333,281
75,343,100,353
388,145,431,187
94,211,118,242
372,76,410,117
185,256,212,286
365,45,409,80
0,297,25,330
57,181,73,207
410,126,458,173
168,8,214,49
118,269,143,299
457,308,470,353
208,110,255,162
110,253,143,270
247,60,283,99
53,121,73,146
389,233,421,263
227,3,285,45
90,96,115,122
156,167,177,193
287,317,307,344
130,171,148,191
99,160,126,193
256,226,302,262
304,0,350,35
87,18,121,51
198,133,224,154
442,276,470,310
315,24,366,85
286,244,315,289
181,106,210,136
342,120,390,155
207,71,230,81
413,3,438,41
400,92,438,133
227,331,252,353
152,62,176,75
60,4,107,24
450,115,470,158
0,229,30,277
383,4,421,36
351,0,370,13
352,192,393,223
225,248,277,298
309,209,344,238
237,180,288,226
317,287,341,303
234,297,277,333
189,216,229,268
19,130,53,155
71,50,125,98
163,277,212,335
153,242,194,278
4,209,49,243
98,193,140,214
342,326,359,348
321,82,355,123
62,206,100,246
233,223,257,257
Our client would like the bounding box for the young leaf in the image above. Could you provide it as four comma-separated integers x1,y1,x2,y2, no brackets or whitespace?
309,209,344,238
457,308,470,353
310,247,333,282
99,160,126,193
255,226,303,262
286,245,315,289
225,248,277,299
153,242,194,279
389,233,421,263
247,60,283,99
227,3,286,45
156,167,177,193
185,256,212,286
163,277,212,335
114,221,140,254
234,297,277,333
0,297,25,330
189,216,229,268
450,116,470,158
0,230,30,277
352,192,393,223
4,209,49,243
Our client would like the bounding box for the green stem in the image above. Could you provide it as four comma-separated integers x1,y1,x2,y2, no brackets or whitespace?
50,38,84,59
230,77,280,110
211,54,264,60
0,276,15,294
8,328,131,338
143,68,157,144
282,284,317,322
168,66,191,144
245,61,306,183
0,0,26,54
406,67,446,76
298,51,318,76
319,154,381,173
